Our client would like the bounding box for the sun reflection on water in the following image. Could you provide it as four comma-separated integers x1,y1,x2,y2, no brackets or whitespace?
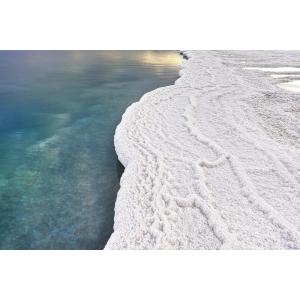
138,51,182,66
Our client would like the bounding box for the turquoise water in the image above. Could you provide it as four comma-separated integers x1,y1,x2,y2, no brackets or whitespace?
0,51,181,249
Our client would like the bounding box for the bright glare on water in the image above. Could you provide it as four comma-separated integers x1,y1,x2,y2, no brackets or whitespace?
0,51,181,249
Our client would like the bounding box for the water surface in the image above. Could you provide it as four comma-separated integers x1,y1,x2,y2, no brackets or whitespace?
0,51,181,249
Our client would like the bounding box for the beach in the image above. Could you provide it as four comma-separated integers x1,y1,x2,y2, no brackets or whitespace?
106,51,300,249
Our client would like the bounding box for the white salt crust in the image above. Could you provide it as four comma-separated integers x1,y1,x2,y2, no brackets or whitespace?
105,51,300,249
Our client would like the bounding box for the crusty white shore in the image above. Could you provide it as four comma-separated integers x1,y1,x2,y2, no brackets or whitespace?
105,51,300,249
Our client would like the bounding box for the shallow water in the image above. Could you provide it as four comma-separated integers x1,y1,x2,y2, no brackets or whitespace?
0,51,181,249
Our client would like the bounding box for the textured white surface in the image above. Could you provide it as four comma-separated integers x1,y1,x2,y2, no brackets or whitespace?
278,80,300,93
244,67,300,73
105,51,300,249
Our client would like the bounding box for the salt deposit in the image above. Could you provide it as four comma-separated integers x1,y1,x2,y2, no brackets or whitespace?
105,51,300,249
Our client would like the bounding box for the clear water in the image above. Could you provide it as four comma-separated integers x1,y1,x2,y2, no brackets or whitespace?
0,51,181,249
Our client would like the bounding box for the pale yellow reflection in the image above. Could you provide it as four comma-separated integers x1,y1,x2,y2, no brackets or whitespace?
138,51,182,66
68,51,182,68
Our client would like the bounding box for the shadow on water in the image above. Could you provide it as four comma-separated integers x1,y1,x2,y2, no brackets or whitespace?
116,160,125,181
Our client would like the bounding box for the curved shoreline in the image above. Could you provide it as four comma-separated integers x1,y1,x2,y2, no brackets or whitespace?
105,51,190,249
105,51,300,249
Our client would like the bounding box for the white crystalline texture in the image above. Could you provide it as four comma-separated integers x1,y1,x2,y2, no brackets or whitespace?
244,67,300,73
105,51,300,250
278,80,300,93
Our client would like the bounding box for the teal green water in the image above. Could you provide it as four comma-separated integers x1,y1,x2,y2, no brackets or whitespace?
0,51,181,249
